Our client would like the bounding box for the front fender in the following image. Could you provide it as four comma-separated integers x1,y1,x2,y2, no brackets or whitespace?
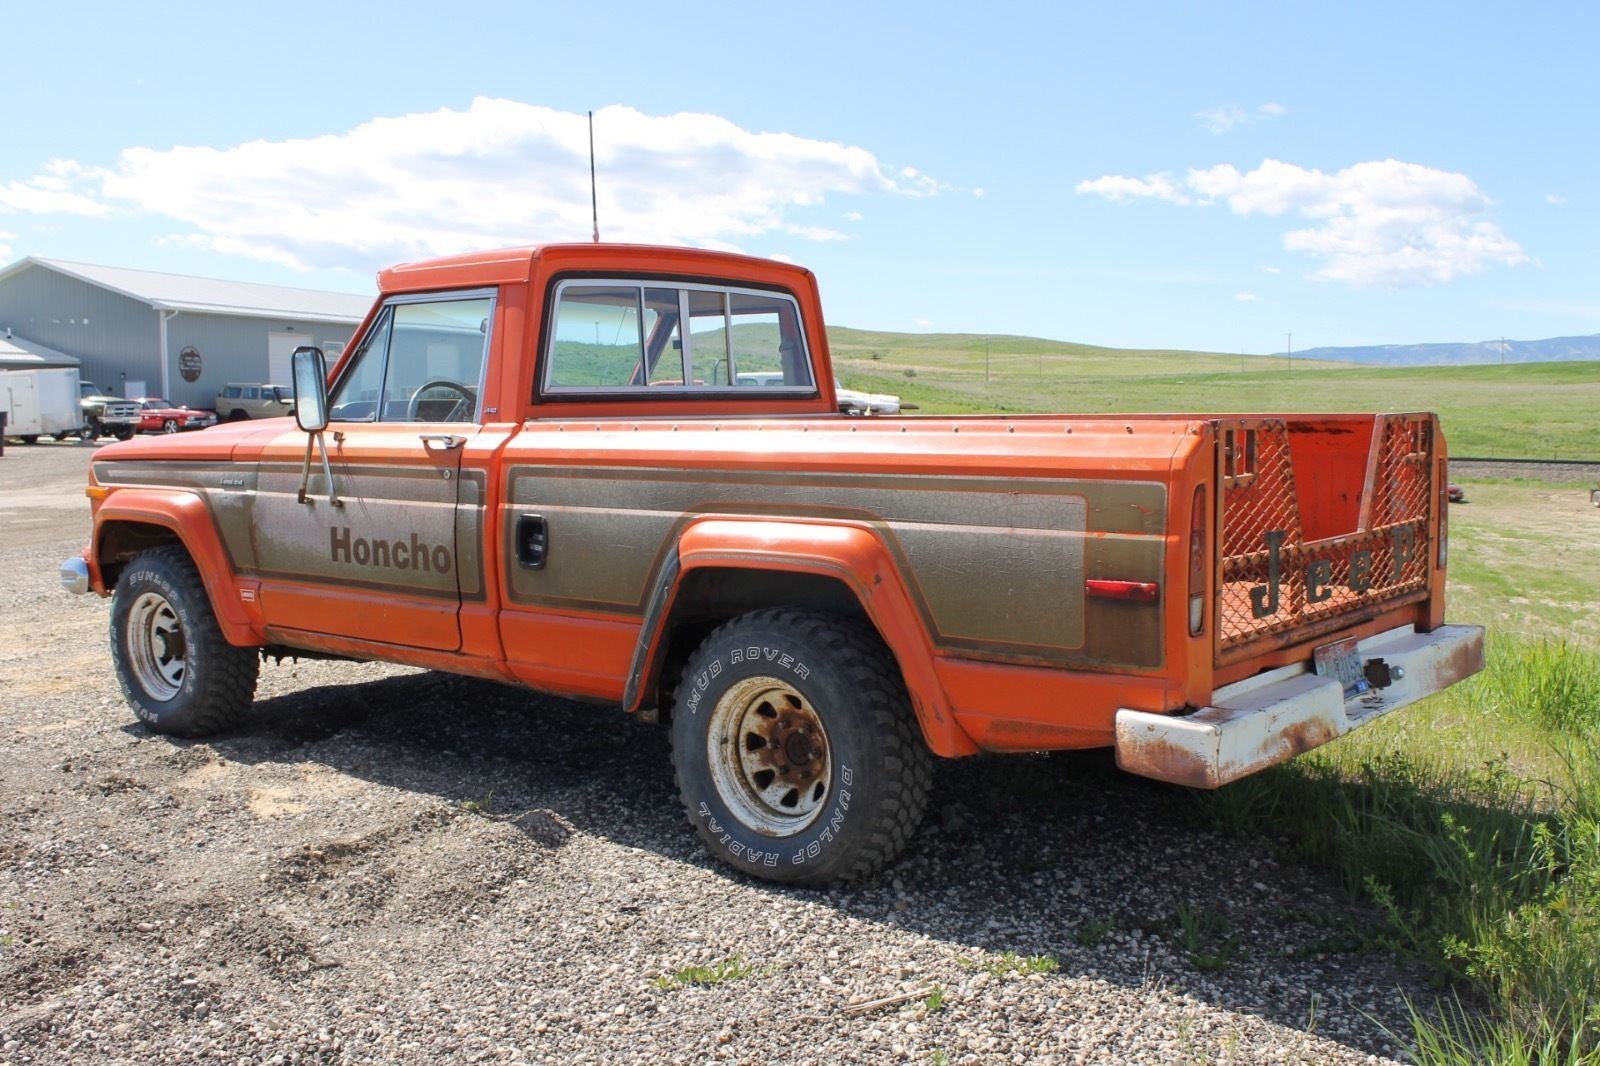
627,517,978,758
93,488,261,647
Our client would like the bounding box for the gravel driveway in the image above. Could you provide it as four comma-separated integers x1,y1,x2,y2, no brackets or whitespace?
1,441,1427,1064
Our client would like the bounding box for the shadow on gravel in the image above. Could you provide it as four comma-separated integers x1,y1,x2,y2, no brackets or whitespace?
140,667,1411,1056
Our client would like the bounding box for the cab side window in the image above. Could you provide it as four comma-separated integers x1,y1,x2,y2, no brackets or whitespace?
542,280,813,395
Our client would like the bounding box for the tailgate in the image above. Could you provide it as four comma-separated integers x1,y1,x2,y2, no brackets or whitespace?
1214,413,1440,667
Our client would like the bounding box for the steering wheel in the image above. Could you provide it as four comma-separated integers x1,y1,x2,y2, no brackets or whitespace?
406,379,475,422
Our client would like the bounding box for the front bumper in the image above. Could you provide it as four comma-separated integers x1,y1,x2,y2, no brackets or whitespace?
60,556,90,595
1115,624,1485,788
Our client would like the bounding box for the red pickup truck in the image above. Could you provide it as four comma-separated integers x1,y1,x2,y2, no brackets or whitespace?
61,243,1483,884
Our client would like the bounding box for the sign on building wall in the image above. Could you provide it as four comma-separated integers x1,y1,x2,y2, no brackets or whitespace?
179,346,203,383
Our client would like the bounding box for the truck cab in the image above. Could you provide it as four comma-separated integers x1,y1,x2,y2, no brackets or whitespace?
64,243,1483,885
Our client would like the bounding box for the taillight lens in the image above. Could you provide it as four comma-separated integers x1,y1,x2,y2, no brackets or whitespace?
1438,464,1449,568
1188,484,1207,636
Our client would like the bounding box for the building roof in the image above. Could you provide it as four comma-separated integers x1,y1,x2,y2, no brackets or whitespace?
0,331,80,370
0,256,374,326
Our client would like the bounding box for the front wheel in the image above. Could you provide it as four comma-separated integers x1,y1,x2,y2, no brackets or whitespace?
110,546,259,736
162,419,179,434
670,609,931,886
114,428,134,441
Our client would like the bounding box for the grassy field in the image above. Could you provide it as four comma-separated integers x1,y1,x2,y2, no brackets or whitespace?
828,326,1600,459
835,323,1600,1061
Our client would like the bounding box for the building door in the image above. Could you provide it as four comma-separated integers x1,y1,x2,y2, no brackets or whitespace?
247,292,494,652
267,331,306,388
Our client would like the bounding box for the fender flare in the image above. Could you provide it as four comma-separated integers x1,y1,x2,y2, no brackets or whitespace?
623,516,978,758
92,488,260,647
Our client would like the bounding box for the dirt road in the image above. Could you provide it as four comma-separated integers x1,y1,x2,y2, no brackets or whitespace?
1,441,1420,1063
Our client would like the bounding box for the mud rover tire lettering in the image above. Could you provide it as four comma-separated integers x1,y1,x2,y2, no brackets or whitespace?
109,545,259,737
670,609,931,885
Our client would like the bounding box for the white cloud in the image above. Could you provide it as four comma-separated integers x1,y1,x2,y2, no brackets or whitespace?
972,187,986,199
0,230,15,260
1196,102,1287,134
1260,265,1281,274
1072,173,1189,205
914,317,933,328
0,99,941,271
845,211,864,222
0,159,111,217
1078,157,1527,287
768,253,794,263
1546,193,1567,205
1235,292,1259,302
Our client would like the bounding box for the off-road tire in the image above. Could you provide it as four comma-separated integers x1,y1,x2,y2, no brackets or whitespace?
110,546,258,736
670,609,932,886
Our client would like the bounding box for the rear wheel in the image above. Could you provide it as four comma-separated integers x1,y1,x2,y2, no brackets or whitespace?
162,419,179,434
110,546,258,736
228,409,249,423
19,435,38,445
670,609,931,885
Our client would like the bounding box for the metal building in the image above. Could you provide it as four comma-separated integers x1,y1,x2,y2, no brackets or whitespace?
0,258,372,407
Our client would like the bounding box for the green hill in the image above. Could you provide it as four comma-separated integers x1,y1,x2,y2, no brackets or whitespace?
826,326,1600,459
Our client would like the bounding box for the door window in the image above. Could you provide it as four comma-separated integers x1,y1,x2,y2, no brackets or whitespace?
328,293,494,422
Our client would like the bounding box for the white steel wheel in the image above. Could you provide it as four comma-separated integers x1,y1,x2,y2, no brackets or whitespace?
125,591,187,701
706,675,832,837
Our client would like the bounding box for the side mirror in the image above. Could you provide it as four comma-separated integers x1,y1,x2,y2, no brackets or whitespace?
290,347,329,432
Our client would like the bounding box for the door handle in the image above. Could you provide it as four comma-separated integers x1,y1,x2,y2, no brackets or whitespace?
516,513,549,569
419,433,466,451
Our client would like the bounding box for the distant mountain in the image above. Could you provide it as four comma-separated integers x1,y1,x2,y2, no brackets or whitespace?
1289,333,1600,366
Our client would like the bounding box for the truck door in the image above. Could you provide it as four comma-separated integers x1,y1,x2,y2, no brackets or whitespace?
249,291,496,652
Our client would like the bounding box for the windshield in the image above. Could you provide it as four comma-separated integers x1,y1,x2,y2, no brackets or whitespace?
141,399,172,409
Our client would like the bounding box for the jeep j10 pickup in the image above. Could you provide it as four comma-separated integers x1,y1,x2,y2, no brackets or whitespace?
62,243,1484,885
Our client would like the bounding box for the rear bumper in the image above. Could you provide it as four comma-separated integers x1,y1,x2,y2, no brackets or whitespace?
1115,623,1485,788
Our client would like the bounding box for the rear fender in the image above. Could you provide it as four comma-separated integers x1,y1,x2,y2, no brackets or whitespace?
626,517,977,758
93,488,261,647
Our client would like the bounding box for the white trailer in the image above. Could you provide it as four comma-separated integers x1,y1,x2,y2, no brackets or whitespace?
0,368,87,442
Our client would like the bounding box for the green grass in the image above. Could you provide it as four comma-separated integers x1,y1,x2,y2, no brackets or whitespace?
958,950,1061,977
652,954,764,990
827,326,1600,458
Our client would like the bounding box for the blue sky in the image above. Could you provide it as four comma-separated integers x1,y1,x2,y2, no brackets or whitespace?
2,1,1596,353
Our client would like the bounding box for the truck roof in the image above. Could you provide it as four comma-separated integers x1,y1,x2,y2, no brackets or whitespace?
378,243,818,295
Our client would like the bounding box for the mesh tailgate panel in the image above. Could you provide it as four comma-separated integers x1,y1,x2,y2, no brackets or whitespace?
1217,415,1433,661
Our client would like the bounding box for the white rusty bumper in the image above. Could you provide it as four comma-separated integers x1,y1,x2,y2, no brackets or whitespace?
1115,624,1485,789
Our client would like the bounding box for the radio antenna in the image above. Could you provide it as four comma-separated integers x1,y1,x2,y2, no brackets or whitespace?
588,110,600,243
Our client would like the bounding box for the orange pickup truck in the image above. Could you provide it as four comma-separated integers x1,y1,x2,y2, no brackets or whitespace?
61,243,1483,884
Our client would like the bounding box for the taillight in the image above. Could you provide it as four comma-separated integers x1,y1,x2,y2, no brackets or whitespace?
1438,464,1449,568
1188,485,1207,636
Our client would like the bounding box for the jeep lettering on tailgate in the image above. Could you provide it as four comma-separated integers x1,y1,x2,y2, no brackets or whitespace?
64,242,1484,887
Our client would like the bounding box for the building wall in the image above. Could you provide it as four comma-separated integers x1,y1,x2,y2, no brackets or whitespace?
0,264,159,396
166,313,355,409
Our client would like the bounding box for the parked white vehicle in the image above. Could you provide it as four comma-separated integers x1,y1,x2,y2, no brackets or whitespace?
1,368,88,442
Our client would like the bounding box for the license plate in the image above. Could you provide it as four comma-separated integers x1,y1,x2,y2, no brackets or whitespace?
1313,636,1370,699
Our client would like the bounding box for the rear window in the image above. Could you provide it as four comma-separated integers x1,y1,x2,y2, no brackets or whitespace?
542,279,813,396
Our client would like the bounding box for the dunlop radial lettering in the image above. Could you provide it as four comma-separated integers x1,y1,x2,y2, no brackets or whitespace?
1215,415,1435,662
